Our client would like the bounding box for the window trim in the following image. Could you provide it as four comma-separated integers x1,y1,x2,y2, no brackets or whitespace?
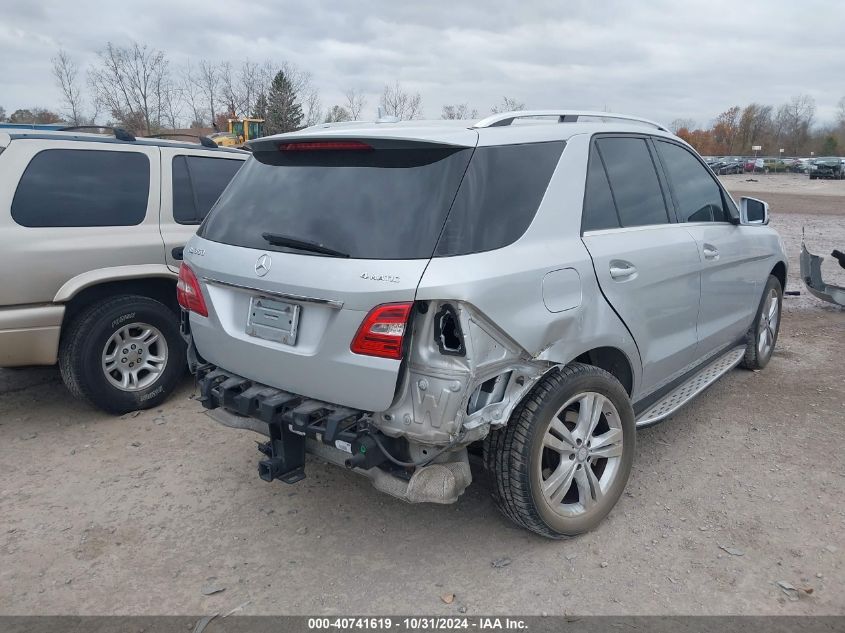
649,137,738,225
581,133,674,235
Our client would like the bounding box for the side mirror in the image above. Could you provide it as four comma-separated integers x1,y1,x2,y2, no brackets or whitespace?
740,197,769,225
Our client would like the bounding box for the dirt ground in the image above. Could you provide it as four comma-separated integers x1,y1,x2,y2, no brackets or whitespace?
1,175,843,616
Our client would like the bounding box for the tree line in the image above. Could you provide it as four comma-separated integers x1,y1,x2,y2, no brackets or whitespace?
672,96,845,157
0,40,528,136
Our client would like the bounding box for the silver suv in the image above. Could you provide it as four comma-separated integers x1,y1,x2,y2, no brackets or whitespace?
0,128,246,413
182,111,787,538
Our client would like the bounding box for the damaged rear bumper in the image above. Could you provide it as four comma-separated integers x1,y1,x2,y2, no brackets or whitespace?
800,242,845,307
195,364,472,504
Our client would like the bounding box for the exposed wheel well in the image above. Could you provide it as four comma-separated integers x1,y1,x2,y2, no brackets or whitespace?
61,278,179,332
573,347,633,395
771,261,786,290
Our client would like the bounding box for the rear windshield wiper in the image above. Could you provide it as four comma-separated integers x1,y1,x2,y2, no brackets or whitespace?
261,232,349,258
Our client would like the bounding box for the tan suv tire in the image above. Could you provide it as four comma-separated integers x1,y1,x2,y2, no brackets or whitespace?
59,295,186,414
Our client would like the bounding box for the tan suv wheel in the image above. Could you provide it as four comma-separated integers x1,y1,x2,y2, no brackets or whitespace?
59,295,186,414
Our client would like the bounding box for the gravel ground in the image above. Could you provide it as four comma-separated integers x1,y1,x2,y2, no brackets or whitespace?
0,176,843,616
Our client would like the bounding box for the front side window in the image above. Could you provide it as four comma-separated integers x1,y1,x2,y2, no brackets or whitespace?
595,137,669,227
654,140,728,222
172,155,243,224
12,149,149,227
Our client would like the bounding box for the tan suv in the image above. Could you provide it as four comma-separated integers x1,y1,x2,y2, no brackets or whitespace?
0,127,246,413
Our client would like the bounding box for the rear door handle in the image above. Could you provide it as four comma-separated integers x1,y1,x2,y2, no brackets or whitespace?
609,260,637,280
703,244,720,260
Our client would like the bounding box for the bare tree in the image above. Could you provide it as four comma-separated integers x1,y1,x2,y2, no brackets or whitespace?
218,61,240,118
180,61,206,127
774,95,815,155
325,105,351,122
52,49,84,125
89,41,170,134
344,88,367,120
669,118,696,133
837,96,845,129
197,59,220,128
441,103,478,120
380,81,422,120
0,105,6,122
490,96,525,114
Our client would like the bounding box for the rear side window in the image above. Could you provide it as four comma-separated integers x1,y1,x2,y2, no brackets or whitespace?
12,149,149,227
172,155,243,224
581,146,620,232
200,145,473,260
434,142,564,256
654,140,728,222
595,137,669,227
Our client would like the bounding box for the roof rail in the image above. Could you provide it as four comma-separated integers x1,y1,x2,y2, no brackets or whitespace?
146,132,218,148
473,110,669,132
59,125,136,142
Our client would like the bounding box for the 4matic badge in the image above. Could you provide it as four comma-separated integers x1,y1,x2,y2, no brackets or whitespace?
360,272,400,283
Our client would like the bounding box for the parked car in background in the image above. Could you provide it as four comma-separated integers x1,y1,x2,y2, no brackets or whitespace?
717,159,744,175
0,127,247,413
810,157,844,179
181,110,787,538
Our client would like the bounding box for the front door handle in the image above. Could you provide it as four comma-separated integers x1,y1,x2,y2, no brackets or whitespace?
609,260,638,281
703,244,720,260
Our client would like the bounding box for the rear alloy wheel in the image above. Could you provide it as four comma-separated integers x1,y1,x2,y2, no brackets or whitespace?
59,295,185,414
741,275,782,370
538,392,624,518
485,363,635,539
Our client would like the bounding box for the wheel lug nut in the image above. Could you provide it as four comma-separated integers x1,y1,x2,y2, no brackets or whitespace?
131,344,136,350
569,454,575,460
122,349,128,354
121,357,127,363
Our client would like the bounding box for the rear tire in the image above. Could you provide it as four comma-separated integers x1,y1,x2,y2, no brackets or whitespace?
59,295,185,414
484,363,635,539
741,275,782,370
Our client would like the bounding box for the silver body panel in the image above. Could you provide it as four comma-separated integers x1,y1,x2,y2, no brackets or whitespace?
186,115,788,446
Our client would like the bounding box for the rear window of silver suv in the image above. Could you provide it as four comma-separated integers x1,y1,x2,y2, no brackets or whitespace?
198,140,564,260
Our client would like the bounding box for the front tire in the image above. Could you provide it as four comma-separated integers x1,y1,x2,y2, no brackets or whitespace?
741,275,782,370
484,363,635,539
59,295,186,414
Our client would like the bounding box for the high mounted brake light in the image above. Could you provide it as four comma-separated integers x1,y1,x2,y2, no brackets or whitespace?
350,302,413,360
278,140,373,152
176,263,208,317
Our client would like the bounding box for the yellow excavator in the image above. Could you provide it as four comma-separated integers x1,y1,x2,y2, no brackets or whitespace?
209,117,265,148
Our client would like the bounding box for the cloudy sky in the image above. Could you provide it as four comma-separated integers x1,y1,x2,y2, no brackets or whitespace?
2,0,844,126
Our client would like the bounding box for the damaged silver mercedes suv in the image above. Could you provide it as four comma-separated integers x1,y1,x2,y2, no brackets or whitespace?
180,110,788,538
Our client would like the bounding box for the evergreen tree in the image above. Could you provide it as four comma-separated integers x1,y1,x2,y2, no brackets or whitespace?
265,71,303,134
253,92,268,120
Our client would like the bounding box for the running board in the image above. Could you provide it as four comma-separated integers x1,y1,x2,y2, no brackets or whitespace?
635,347,746,428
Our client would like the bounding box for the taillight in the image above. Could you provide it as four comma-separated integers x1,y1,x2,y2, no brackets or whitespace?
176,263,208,317
350,302,413,360
278,140,373,152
